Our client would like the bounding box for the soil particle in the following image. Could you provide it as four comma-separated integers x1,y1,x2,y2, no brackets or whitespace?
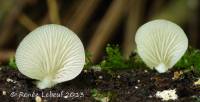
0,66,200,102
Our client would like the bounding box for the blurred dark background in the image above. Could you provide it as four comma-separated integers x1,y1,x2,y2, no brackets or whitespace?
0,0,199,64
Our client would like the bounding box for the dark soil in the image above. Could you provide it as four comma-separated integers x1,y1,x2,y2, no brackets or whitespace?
0,66,200,102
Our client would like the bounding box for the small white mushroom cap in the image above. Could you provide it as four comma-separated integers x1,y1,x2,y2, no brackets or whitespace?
135,19,188,73
16,24,85,89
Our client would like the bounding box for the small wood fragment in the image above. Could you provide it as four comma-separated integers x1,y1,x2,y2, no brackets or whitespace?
87,0,128,62
47,0,60,24
18,13,38,31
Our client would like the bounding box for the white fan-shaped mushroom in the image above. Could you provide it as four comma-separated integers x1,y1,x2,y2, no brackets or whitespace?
135,19,188,73
16,24,85,89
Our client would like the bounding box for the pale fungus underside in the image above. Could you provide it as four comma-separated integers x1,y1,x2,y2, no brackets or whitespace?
15,24,85,89
135,19,188,73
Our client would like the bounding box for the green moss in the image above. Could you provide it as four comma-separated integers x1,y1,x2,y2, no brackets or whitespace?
128,52,146,68
194,97,200,102
99,44,146,70
175,46,200,72
8,57,17,69
100,44,128,69
84,51,93,69
91,89,116,102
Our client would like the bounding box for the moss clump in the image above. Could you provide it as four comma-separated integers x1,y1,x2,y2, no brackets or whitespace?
100,44,128,69
8,57,17,69
91,89,116,102
175,47,200,72
128,52,146,68
100,44,146,70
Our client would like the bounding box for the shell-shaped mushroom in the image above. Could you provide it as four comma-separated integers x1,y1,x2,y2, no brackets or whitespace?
135,19,188,73
16,24,85,89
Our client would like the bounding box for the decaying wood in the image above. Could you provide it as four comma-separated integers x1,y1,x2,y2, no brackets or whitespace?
18,13,38,31
47,0,60,24
87,0,128,62
66,0,101,34
122,0,144,59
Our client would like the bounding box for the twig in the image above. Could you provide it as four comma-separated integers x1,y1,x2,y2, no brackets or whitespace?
0,0,25,48
18,13,38,31
87,0,128,62
66,0,101,34
122,0,145,59
46,0,60,24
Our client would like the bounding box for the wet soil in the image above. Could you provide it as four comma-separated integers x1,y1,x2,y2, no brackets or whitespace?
0,66,200,102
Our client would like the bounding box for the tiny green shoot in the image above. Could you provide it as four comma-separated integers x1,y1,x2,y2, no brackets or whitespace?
8,57,17,69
